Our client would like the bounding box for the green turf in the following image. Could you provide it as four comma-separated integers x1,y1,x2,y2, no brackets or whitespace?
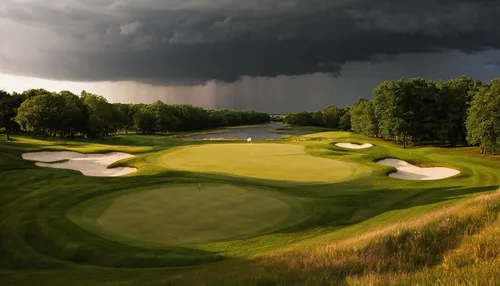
71,184,306,245
160,143,366,183
0,130,499,285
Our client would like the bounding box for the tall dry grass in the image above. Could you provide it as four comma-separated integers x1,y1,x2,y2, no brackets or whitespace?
177,190,500,285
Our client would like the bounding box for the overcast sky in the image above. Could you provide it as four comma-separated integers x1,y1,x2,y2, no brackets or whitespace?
1,0,499,113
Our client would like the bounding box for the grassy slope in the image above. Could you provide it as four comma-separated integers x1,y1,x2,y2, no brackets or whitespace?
0,131,499,285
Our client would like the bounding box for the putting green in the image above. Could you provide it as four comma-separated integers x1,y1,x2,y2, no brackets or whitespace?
160,143,360,182
71,184,307,245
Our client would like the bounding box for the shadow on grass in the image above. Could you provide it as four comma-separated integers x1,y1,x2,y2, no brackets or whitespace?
270,184,498,237
43,167,498,241
2,167,499,286
162,189,500,286
2,134,499,277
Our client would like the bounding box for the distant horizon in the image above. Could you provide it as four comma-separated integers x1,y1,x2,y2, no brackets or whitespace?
2,66,498,113
2,1,500,113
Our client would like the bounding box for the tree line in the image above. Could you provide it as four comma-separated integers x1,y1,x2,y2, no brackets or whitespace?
283,106,352,131
0,89,270,140
285,76,500,154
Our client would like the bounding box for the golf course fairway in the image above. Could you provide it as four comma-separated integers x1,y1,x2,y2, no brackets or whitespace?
160,143,363,182
2,131,500,285
70,184,306,245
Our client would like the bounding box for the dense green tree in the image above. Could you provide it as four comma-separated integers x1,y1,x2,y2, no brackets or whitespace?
150,101,180,133
284,111,330,127
22,88,51,100
339,110,351,131
169,104,208,131
322,106,342,129
372,78,438,147
394,78,439,147
283,112,297,125
373,81,398,140
208,110,229,127
283,106,351,130
435,76,482,146
59,91,87,138
0,91,26,140
371,77,480,147
112,103,128,133
311,111,324,126
466,79,500,154
350,99,378,137
16,93,56,138
82,91,115,138
0,90,11,139
133,106,157,134
284,112,316,126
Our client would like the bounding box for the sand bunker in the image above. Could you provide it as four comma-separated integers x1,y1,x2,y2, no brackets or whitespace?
22,151,137,177
335,143,373,149
377,158,460,181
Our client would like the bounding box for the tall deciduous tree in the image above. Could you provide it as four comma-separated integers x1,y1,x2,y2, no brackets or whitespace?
82,91,114,138
150,101,180,134
373,81,398,141
339,109,351,131
388,78,437,147
133,106,157,134
435,76,482,146
466,79,500,154
16,93,55,138
59,91,87,138
350,99,378,137
322,106,342,129
0,91,25,140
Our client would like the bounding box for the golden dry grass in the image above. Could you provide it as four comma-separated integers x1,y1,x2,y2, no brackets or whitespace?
173,189,500,285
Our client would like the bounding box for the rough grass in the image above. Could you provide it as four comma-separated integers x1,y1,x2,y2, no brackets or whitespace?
0,129,499,285
177,191,500,286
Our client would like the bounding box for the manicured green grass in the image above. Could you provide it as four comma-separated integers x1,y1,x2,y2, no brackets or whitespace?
70,184,306,245
159,143,366,183
0,130,499,286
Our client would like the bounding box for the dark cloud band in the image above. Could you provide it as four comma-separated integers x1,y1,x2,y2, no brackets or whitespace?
1,0,499,85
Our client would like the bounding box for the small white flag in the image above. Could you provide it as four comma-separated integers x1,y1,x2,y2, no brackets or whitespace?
247,137,252,142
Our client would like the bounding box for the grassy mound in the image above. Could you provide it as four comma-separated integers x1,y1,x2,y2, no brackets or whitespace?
70,184,306,245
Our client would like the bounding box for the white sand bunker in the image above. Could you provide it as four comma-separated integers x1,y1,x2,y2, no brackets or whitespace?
377,158,460,181
335,143,373,149
22,151,137,177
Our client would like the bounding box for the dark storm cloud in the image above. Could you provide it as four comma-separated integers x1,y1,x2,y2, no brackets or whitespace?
1,0,500,85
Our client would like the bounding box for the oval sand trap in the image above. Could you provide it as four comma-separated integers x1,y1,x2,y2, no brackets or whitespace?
22,151,137,177
335,143,373,149
377,158,460,180
71,185,306,245
160,143,363,183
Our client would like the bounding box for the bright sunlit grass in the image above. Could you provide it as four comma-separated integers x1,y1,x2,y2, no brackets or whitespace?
1,130,499,285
